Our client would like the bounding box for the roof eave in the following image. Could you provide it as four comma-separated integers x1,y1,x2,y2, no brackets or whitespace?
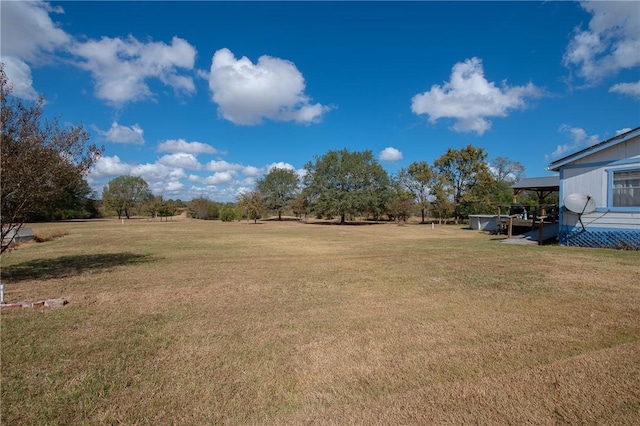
546,126,640,172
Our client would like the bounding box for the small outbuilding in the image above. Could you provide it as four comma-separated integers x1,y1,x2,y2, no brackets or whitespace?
547,126,640,249
3,226,35,244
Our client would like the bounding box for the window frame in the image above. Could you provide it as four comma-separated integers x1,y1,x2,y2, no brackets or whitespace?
607,166,640,212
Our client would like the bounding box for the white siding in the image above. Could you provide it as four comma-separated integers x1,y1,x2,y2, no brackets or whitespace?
562,165,606,207
560,136,640,231
571,136,640,166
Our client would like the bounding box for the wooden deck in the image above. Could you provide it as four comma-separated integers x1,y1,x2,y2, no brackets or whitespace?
501,223,559,245
497,215,558,245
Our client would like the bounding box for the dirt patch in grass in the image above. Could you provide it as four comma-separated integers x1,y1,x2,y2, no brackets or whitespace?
1,220,639,424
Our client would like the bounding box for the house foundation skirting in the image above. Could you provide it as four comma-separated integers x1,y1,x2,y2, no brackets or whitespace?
559,227,640,249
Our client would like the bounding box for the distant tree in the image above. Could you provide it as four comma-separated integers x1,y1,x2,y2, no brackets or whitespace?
458,170,498,217
290,192,309,221
433,145,490,221
430,183,455,223
386,180,415,223
189,196,220,220
219,203,241,222
238,191,265,224
158,199,176,221
488,156,525,210
398,161,433,223
1,65,103,253
256,167,299,220
146,195,176,221
303,149,391,223
491,156,525,185
102,175,152,219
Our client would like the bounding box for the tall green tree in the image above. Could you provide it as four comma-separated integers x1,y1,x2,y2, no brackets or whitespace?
303,149,391,223
433,145,490,220
1,65,103,253
458,170,498,217
398,161,433,223
102,176,152,219
30,176,98,221
256,167,299,220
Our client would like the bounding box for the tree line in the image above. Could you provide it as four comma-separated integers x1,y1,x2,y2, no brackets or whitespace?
1,61,536,252
228,146,527,224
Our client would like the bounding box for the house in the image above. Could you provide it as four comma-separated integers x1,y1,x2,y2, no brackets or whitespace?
547,126,640,249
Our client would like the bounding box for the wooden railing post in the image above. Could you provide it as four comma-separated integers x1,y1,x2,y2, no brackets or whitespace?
538,217,545,245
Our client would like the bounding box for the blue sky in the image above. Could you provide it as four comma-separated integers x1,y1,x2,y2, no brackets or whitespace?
2,1,639,201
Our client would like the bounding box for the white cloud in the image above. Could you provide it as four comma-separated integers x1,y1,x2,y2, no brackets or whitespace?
235,186,253,197
131,163,186,182
208,48,330,125
616,128,632,136
609,81,640,99
158,153,201,170
0,56,39,100
71,35,197,106
164,181,185,193
0,1,69,60
242,166,261,177
240,177,257,187
379,147,403,162
296,168,308,179
411,57,542,135
205,159,244,173
95,121,144,144
548,125,600,159
1,1,198,105
88,154,261,202
563,2,640,84
157,139,217,154
267,162,296,172
90,155,132,178
205,171,235,185
0,0,70,99
265,162,307,180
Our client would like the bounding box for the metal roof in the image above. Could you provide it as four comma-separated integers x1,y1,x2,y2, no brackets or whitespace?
511,176,559,191
547,126,640,172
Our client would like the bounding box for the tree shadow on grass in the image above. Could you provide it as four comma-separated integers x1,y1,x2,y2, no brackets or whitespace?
2,252,157,282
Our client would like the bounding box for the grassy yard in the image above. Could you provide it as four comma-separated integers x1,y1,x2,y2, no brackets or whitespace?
1,218,639,424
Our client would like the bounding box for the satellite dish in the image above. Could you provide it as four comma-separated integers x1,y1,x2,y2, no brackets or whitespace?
564,193,596,231
564,193,597,214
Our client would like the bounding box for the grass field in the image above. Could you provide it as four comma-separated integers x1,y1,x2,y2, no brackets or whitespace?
1,218,639,424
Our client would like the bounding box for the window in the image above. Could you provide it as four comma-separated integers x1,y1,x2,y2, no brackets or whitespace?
612,169,640,207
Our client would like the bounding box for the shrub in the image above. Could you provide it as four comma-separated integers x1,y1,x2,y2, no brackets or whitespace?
34,228,69,243
219,205,241,222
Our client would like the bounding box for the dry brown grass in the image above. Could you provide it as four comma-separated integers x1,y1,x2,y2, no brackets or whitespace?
1,219,639,424
33,227,70,243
